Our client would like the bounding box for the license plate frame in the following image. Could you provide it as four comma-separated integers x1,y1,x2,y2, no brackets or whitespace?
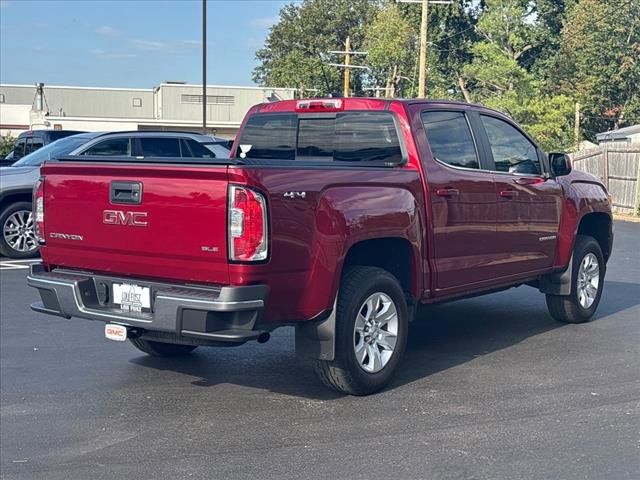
112,283,151,313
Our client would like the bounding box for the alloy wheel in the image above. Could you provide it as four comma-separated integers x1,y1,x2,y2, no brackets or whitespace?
577,252,600,309
3,210,37,253
353,292,398,373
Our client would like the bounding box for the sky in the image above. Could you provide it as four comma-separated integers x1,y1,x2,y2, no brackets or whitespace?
0,0,290,88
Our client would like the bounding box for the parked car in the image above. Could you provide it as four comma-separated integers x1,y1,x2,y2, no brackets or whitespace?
68,131,231,158
0,133,99,258
1,151,16,167
1,131,229,259
27,98,612,395
7,130,86,163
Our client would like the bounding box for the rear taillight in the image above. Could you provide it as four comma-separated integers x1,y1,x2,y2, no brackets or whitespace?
228,185,268,262
33,176,45,244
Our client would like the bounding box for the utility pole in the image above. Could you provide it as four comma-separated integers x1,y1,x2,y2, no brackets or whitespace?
574,101,581,149
418,0,428,98
344,36,351,98
397,0,452,98
202,0,207,134
327,37,368,97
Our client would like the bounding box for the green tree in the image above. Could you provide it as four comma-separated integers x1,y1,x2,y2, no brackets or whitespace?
363,4,415,97
0,134,16,159
462,0,575,151
252,0,380,96
397,0,479,100
552,0,640,138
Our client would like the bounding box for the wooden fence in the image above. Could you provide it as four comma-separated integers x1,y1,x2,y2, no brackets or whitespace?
570,144,640,215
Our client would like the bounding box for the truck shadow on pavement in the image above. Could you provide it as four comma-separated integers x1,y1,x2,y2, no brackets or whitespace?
129,281,639,399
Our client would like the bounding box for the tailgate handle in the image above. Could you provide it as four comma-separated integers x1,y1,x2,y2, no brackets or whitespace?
110,181,142,204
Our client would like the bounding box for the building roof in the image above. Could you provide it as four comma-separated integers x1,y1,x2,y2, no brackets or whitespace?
596,124,640,141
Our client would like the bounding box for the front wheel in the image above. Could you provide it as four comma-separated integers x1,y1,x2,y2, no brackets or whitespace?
312,266,408,395
546,235,605,324
129,338,198,357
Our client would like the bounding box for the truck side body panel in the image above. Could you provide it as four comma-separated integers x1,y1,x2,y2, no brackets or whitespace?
554,171,612,269
227,166,425,323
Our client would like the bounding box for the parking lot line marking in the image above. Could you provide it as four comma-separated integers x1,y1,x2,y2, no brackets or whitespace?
0,259,41,263
0,260,40,270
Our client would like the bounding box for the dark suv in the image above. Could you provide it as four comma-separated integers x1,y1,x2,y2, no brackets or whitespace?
4,130,85,165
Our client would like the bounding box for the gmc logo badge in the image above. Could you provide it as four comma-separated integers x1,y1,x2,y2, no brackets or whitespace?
103,210,148,227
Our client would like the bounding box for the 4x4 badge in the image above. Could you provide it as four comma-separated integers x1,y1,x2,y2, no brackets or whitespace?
283,191,306,199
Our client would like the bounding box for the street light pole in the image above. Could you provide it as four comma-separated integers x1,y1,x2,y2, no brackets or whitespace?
202,0,207,134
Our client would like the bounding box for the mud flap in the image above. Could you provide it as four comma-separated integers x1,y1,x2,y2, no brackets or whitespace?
539,257,573,295
295,300,337,361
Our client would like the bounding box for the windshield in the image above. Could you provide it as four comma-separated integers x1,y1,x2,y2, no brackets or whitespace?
11,134,97,167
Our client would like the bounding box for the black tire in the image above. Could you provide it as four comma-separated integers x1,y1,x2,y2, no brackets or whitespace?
312,266,408,396
546,235,605,324
0,201,39,259
129,338,198,357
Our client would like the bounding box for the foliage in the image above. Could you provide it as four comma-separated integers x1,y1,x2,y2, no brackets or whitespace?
363,4,414,97
0,134,16,159
551,0,640,136
461,0,573,150
253,0,380,96
253,0,640,151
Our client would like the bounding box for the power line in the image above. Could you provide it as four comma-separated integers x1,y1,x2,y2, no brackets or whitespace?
397,0,454,98
325,36,368,97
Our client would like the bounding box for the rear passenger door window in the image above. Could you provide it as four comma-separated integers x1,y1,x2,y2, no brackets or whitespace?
182,139,216,158
81,138,131,156
26,138,44,155
14,139,27,159
421,111,480,169
139,138,181,157
480,115,541,175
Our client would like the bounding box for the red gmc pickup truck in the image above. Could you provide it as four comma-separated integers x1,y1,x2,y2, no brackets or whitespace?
28,98,613,395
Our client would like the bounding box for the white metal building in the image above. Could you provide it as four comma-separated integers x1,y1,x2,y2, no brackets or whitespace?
0,82,296,139
596,124,640,144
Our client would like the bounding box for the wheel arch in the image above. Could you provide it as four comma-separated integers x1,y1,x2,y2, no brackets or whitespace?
296,236,419,361
540,213,611,296
577,212,612,262
341,237,419,300
0,189,33,213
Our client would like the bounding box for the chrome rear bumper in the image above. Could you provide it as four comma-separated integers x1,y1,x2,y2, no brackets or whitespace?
27,264,269,343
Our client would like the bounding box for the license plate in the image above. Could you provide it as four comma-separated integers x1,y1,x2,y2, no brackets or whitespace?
105,323,127,341
112,283,151,313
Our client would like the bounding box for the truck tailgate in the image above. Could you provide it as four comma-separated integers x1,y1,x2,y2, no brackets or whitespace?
39,162,230,285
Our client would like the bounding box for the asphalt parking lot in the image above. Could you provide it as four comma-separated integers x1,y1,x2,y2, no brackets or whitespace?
1,220,638,480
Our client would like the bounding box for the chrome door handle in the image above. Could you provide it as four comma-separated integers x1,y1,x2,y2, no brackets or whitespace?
435,188,460,197
499,190,518,199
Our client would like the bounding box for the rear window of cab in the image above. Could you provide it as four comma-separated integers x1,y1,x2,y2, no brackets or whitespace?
237,112,403,164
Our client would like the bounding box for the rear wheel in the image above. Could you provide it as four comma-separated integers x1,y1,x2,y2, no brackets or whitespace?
546,235,605,324
312,266,408,395
0,202,39,259
129,338,197,357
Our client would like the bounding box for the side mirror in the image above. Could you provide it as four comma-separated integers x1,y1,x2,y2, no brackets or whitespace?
549,152,571,177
